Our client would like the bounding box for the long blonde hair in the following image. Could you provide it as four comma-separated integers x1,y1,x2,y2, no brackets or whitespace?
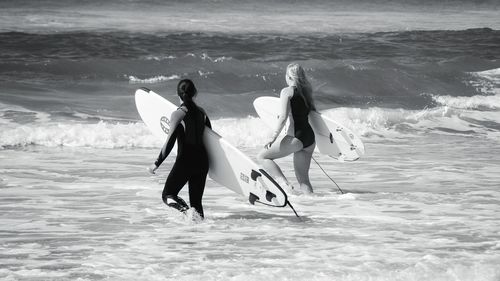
287,63,315,111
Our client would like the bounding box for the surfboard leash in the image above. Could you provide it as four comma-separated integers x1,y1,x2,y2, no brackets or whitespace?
311,156,344,194
287,200,300,218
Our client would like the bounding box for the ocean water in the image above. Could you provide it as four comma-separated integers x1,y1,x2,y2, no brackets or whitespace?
1,1,500,280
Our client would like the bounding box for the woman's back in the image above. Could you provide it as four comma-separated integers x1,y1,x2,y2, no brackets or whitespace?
175,105,209,168
289,87,314,148
181,105,206,147
290,87,310,124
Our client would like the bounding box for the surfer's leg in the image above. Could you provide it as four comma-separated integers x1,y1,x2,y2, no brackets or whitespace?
188,172,207,218
293,142,315,194
162,162,189,211
258,135,303,187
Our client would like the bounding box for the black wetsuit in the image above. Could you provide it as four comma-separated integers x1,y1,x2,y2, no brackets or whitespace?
154,104,211,217
290,87,315,148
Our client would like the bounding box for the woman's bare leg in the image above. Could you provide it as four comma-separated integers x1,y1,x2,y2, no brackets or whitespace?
293,143,315,193
258,135,303,186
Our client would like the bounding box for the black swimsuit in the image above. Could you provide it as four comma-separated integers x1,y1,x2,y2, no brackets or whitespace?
290,87,315,148
154,104,211,217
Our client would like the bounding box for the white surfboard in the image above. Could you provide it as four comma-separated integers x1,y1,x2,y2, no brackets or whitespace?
253,96,365,161
135,88,288,208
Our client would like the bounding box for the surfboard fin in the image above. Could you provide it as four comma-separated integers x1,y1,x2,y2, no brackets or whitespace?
248,193,259,205
250,169,261,181
265,190,276,202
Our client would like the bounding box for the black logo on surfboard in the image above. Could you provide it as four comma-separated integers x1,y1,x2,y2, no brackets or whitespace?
240,172,249,183
160,116,170,134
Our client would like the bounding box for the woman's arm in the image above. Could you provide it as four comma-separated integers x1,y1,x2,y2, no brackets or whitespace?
265,87,292,148
148,109,186,174
153,126,180,167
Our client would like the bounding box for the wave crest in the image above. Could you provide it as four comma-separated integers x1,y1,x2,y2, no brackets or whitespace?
2,104,500,150
431,94,500,110
128,75,181,84
0,121,160,149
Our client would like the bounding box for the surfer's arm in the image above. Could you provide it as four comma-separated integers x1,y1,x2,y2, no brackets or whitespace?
265,88,291,148
154,126,179,167
157,110,185,164
149,109,185,173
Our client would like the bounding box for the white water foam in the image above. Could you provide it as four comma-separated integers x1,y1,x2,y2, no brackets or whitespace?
143,55,177,61
200,53,232,63
2,104,499,149
321,105,493,139
430,68,500,110
1,140,500,281
0,121,161,149
128,75,181,84
472,68,500,90
432,94,500,110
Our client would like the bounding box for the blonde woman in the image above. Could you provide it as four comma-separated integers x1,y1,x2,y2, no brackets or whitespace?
258,63,316,194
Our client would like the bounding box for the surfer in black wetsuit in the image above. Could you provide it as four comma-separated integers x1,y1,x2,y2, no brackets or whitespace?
148,79,211,218
258,63,316,194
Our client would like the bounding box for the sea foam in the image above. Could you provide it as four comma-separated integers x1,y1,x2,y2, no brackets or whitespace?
2,104,499,149
128,75,181,84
